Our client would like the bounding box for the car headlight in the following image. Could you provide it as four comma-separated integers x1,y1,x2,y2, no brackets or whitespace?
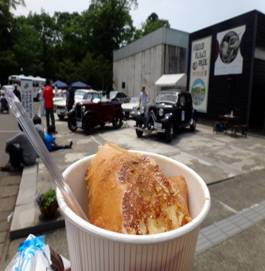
159,108,164,116
165,113,172,119
82,105,86,112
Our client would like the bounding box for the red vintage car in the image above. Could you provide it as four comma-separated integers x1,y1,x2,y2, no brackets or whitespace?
67,99,123,134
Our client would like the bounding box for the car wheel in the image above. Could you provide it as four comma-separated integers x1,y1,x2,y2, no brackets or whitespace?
83,115,94,135
84,122,92,135
165,122,174,142
190,119,196,131
112,116,123,129
58,115,65,120
136,127,143,138
68,119,77,132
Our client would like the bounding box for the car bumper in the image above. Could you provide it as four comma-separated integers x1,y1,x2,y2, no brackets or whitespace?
56,108,67,116
135,125,165,133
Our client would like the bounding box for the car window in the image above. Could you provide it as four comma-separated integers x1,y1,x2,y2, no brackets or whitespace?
117,92,127,98
109,91,118,100
179,95,186,107
130,97,139,103
75,90,86,100
156,93,178,104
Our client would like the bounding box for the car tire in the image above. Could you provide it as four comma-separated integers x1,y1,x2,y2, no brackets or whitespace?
136,129,143,138
58,115,65,120
84,122,93,135
165,122,174,142
68,119,77,132
112,116,123,129
190,119,196,131
83,115,94,135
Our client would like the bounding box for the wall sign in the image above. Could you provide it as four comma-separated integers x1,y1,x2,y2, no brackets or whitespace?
214,25,246,75
21,79,33,118
189,36,212,113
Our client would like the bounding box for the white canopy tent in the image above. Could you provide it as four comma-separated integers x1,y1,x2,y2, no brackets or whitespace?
155,73,187,88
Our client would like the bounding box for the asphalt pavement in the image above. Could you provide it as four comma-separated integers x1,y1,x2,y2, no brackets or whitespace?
0,112,265,270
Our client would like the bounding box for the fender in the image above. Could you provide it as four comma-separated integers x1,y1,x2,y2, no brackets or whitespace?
67,109,75,118
83,110,93,118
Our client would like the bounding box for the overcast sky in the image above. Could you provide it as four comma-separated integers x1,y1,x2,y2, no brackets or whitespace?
14,0,265,32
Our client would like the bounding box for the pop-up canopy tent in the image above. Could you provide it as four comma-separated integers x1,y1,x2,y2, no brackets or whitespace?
52,80,68,89
70,81,91,89
155,73,187,89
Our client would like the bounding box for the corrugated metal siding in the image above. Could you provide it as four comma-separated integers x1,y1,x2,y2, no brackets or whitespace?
251,12,265,130
256,12,265,47
164,45,187,74
113,27,188,61
113,44,164,101
251,60,265,129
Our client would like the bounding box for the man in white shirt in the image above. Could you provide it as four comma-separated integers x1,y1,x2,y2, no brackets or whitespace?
139,86,148,114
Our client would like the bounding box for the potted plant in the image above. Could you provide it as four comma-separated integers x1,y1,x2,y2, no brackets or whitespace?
36,188,59,220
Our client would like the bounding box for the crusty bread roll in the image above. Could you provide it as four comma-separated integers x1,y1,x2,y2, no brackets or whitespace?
85,144,191,235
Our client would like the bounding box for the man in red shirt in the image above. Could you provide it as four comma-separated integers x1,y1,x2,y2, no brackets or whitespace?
42,80,56,133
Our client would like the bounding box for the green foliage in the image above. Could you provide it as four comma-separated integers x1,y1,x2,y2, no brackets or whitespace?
37,188,57,209
0,1,171,90
134,12,170,39
0,0,25,11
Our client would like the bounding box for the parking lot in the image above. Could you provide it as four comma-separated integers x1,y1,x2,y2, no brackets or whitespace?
2,113,265,270
52,119,265,185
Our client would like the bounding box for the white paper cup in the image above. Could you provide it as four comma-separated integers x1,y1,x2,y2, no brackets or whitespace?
57,151,210,271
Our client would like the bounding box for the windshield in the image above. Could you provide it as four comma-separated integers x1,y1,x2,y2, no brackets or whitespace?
156,92,178,104
130,97,139,103
84,92,101,101
75,90,89,100
55,89,66,98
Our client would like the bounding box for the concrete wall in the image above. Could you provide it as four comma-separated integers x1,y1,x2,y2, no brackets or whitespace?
113,27,189,102
113,44,164,102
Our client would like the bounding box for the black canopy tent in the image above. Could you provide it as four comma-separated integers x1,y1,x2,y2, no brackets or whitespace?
70,81,91,89
52,80,68,89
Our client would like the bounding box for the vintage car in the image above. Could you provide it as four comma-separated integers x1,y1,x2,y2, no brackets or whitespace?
54,89,101,120
103,90,130,103
67,99,123,134
121,96,139,119
132,90,197,142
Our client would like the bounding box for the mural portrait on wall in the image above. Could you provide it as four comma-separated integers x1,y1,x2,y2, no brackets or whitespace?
214,25,246,75
219,31,241,64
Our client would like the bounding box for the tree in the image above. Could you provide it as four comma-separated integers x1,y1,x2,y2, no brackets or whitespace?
0,0,138,88
12,16,43,75
83,0,135,60
134,12,170,39
8,0,25,10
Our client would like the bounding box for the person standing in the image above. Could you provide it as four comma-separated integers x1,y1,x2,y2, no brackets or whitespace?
66,87,75,111
13,85,21,101
139,86,148,114
42,79,56,133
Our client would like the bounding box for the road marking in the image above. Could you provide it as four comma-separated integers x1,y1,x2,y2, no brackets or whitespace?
219,200,238,214
91,135,103,146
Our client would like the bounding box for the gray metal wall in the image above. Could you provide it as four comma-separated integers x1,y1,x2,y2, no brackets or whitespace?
113,27,189,102
113,44,164,102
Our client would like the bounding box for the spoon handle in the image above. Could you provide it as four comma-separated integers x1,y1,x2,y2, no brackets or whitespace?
5,89,88,221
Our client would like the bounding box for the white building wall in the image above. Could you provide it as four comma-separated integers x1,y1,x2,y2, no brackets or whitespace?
113,44,164,102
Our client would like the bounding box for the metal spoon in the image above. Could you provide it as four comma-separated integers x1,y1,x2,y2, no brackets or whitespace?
5,89,88,221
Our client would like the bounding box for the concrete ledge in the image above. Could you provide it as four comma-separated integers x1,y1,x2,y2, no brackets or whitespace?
10,164,65,240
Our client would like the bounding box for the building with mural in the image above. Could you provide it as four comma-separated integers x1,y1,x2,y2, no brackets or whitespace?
188,10,265,131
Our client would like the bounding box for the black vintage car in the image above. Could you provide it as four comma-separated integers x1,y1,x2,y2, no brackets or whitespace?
68,99,123,134
132,91,197,142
